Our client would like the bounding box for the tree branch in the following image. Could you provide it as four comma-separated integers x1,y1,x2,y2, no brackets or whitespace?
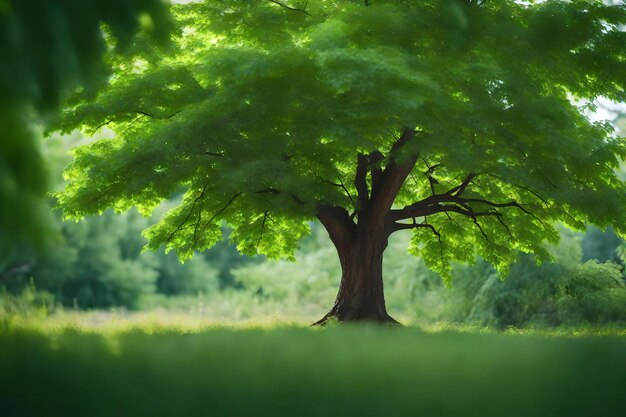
316,205,355,251
95,109,179,132
389,218,441,254
367,127,418,224
168,185,208,243
201,192,243,230
355,153,370,211
446,172,477,196
257,211,269,250
390,219,441,238
420,158,441,176
472,217,489,241
94,118,114,131
192,196,205,247
369,151,384,194
268,0,311,15
389,172,502,222
391,172,478,221
320,178,355,208
255,187,305,206
393,217,445,271
432,205,503,218
496,215,514,240
536,171,558,189
132,109,181,120
420,158,442,195
427,176,438,195
387,172,550,242
462,198,546,226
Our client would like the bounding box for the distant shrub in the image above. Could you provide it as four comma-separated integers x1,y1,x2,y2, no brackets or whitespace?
31,210,158,309
446,231,626,328
555,261,626,324
154,250,220,296
0,280,55,317
231,245,340,307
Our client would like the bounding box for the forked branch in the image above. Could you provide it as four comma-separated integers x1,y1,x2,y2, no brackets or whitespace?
168,185,208,242
367,127,419,224
391,218,442,240
387,172,541,238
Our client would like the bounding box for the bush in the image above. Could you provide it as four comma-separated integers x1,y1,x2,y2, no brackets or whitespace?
0,280,55,318
446,230,626,328
154,250,220,296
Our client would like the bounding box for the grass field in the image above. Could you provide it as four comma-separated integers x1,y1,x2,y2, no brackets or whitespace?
1,315,625,417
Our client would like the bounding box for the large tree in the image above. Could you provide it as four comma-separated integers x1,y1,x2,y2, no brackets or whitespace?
53,0,626,323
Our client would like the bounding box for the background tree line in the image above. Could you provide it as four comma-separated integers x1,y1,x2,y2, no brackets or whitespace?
1,129,625,328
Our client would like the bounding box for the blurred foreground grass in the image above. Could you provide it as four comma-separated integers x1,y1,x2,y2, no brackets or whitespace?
1,315,625,417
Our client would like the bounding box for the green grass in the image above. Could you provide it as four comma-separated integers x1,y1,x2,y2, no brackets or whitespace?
1,316,625,417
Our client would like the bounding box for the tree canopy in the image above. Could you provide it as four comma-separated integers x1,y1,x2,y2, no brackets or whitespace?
0,0,169,249
54,0,626,284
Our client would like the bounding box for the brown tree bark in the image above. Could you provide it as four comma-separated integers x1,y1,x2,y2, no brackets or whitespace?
313,128,418,325
314,228,398,325
314,205,399,325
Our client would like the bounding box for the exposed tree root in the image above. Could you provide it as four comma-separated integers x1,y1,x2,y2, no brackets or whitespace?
312,309,401,326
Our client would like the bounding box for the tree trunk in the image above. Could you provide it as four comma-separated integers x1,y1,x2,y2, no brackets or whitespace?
314,128,418,325
314,228,399,325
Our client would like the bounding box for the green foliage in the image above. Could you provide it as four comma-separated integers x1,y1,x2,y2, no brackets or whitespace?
383,233,443,320
1,326,625,417
0,280,55,318
202,226,260,288
446,230,626,328
32,210,158,309
0,0,169,249
52,0,626,283
0,0,171,110
228,224,626,327
3,218,624,327
232,240,340,305
1,133,230,309
230,223,441,319
0,107,50,252
155,250,219,296
12,208,226,309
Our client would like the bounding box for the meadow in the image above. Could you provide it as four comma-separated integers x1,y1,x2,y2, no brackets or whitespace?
1,314,625,417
